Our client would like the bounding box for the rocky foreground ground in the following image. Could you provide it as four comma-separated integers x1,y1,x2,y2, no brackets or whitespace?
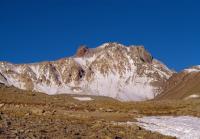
0,84,200,139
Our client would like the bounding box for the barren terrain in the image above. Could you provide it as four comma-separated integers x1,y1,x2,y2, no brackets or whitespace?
0,84,200,138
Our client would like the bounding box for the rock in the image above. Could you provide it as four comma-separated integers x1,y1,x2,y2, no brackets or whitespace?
31,108,45,115
19,129,24,133
40,129,48,134
84,109,89,112
104,136,112,139
52,110,57,115
43,111,52,116
15,104,20,108
11,130,18,134
0,103,4,108
118,131,125,136
115,136,122,139
25,112,31,116
136,46,153,63
91,121,102,129
76,45,89,57
105,109,114,112
0,128,4,134
28,133,37,139
99,108,104,111
129,109,139,114
15,136,20,139
6,121,11,126
74,132,80,136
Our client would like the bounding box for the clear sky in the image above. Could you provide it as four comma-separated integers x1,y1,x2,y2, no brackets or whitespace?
0,0,199,71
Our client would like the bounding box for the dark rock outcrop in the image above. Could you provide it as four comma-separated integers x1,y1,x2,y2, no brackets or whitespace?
76,46,89,57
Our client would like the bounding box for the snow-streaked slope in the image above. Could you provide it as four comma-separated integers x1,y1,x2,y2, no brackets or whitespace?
135,116,200,139
0,43,173,101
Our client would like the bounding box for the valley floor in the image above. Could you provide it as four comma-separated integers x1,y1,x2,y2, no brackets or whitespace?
0,85,200,139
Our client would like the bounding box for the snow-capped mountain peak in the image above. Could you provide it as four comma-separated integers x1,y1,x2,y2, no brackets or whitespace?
0,43,173,101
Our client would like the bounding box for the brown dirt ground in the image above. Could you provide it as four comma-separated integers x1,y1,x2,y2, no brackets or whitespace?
1,84,199,139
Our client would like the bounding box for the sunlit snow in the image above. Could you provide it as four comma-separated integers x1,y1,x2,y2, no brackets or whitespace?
184,66,200,73
135,116,200,139
73,97,94,101
184,94,200,100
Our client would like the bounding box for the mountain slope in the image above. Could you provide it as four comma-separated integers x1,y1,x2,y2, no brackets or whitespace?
0,43,173,101
156,66,200,100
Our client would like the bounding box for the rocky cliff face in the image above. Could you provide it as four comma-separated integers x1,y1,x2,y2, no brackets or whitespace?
0,43,173,101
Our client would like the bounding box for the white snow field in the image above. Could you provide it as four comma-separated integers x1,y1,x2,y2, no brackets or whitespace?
135,116,200,139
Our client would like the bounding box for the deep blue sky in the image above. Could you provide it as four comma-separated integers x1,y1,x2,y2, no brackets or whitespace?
0,0,199,71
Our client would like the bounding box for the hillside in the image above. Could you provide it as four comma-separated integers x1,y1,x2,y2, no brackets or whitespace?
156,66,200,100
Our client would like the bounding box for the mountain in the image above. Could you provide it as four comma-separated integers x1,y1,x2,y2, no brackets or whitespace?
156,66,200,100
0,42,173,101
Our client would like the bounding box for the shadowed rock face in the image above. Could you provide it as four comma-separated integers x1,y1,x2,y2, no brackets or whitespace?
0,42,173,101
136,46,153,63
0,72,7,84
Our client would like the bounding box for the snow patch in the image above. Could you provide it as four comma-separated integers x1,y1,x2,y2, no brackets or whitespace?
83,71,155,101
72,88,83,93
185,69,200,73
34,84,71,95
184,66,200,73
97,43,110,48
29,64,40,78
73,55,96,67
185,94,200,100
73,97,94,101
135,116,200,139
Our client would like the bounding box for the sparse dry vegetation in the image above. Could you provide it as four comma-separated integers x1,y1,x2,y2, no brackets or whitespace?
1,84,199,138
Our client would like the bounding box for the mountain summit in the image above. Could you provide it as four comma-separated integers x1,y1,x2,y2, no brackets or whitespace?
0,43,173,101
